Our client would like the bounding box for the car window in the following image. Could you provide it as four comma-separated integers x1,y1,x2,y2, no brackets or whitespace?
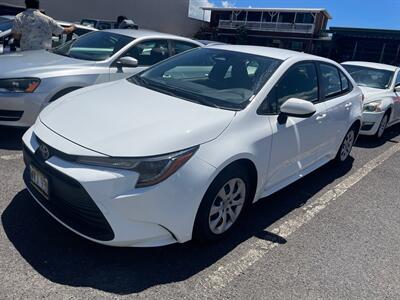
124,39,170,66
0,34,18,54
129,48,282,110
172,40,199,55
340,71,350,92
98,22,112,30
51,31,134,61
320,63,342,98
0,20,13,32
275,62,318,110
395,71,400,87
342,65,394,89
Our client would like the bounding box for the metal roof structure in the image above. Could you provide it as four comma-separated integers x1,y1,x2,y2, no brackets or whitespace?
201,7,332,19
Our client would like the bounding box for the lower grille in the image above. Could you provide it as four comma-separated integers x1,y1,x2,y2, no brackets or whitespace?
361,123,374,131
0,109,23,121
23,146,115,241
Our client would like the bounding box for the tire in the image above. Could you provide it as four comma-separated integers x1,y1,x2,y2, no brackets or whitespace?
193,164,252,242
334,127,356,163
375,112,390,139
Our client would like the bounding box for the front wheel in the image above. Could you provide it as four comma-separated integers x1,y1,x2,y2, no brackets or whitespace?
375,112,389,139
193,165,251,242
334,127,356,163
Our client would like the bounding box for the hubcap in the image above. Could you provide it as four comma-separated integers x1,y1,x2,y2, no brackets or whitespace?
340,130,355,161
377,115,388,138
208,178,246,235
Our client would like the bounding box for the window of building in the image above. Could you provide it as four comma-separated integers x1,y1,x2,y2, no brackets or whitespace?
233,11,246,21
218,11,232,21
247,12,262,22
278,12,296,23
262,13,278,23
291,41,304,51
295,13,315,24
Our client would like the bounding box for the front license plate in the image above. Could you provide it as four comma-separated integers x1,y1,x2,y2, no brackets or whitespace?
30,165,49,199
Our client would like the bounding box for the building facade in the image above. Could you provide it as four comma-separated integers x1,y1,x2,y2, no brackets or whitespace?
1,0,203,37
327,27,400,65
197,7,331,53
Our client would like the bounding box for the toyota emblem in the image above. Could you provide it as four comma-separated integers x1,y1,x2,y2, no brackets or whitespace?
39,144,50,160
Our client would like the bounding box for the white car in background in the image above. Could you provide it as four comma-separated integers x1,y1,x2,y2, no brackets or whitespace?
0,29,203,127
22,45,363,247
342,61,400,138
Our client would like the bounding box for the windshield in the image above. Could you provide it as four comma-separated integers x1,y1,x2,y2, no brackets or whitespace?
128,48,282,110
50,31,133,61
0,20,13,32
343,64,394,89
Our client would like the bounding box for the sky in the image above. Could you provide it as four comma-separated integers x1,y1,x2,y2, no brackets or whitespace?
189,0,400,30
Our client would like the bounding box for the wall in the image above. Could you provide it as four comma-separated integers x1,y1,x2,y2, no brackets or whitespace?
2,0,203,37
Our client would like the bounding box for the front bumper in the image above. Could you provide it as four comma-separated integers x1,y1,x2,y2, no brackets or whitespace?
360,111,385,136
22,126,216,247
0,92,48,127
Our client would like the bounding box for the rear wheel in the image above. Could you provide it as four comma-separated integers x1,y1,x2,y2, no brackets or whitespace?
334,127,356,163
375,112,389,139
193,165,251,242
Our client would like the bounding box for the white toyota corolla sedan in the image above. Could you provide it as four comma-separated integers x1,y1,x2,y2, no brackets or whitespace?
22,45,363,247
342,61,400,138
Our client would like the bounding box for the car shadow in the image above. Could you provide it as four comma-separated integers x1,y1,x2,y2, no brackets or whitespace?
355,123,400,149
0,126,27,150
2,158,353,295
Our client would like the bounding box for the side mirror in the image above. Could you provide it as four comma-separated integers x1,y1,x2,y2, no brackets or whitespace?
395,85,400,92
279,98,316,122
117,56,138,68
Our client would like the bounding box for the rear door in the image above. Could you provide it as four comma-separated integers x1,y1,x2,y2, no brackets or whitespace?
317,63,353,154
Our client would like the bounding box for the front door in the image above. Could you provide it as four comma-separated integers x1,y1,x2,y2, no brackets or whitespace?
263,62,330,194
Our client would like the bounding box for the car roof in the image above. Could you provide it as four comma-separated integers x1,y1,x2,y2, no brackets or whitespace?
206,44,319,61
104,29,200,41
342,61,398,72
57,21,97,31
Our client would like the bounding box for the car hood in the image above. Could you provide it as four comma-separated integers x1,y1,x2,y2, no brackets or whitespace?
359,86,389,103
39,80,236,157
0,50,94,78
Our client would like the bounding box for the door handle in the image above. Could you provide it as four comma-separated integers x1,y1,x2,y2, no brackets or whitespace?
345,102,352,109
316,114,327,121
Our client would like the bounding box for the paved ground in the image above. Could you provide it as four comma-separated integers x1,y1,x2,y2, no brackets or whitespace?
1,124,400,299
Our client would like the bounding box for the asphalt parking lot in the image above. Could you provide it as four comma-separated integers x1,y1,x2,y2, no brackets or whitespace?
1,124,400,299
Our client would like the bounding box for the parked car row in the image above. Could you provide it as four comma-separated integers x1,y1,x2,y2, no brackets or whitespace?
0,22,398,247
0,29,203,126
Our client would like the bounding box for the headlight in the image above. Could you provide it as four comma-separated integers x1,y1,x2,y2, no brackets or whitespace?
363,100,383,112
75,146,198,188
0,78,41,93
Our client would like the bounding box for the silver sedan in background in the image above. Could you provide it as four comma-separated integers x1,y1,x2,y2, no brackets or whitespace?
0,29,203,127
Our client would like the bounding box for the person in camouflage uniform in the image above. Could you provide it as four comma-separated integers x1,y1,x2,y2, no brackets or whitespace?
12,0,76,51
